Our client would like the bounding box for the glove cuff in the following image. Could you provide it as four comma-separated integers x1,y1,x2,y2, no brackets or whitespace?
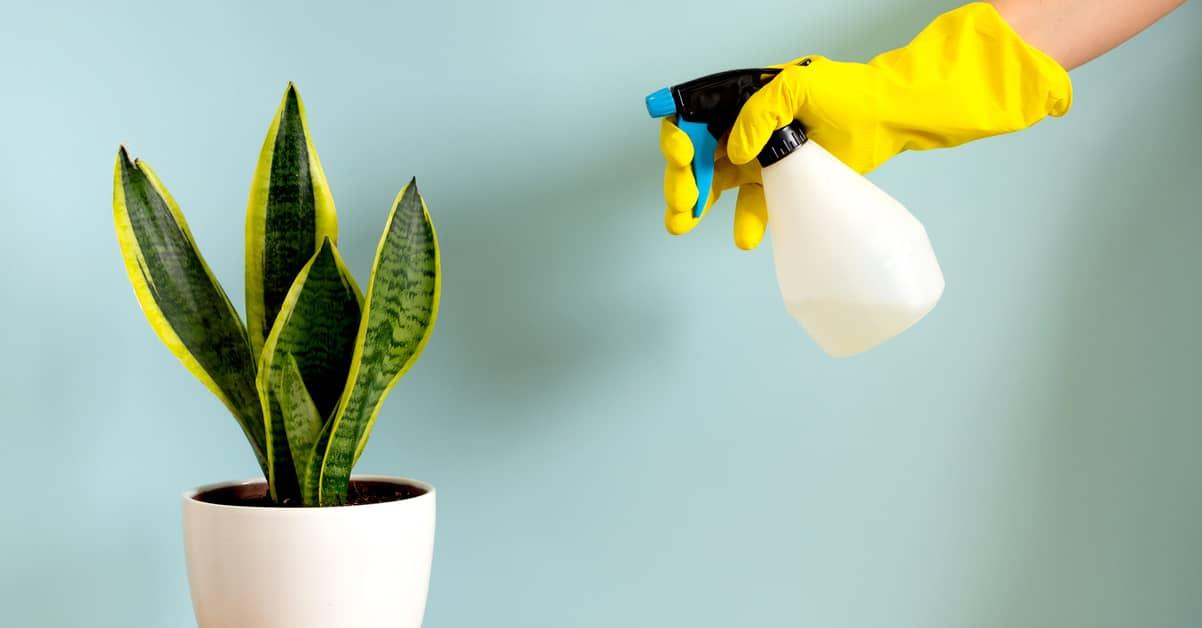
864,1,1074,146
969,2,1073,118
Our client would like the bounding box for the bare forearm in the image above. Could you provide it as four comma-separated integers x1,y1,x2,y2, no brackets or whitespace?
989,0,1187,70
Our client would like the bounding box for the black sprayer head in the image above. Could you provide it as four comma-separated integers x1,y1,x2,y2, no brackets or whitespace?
645,65,809,216
668,68,778,138
645,67,808,166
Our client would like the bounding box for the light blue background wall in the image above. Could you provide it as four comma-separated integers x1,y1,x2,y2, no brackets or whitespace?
1,1,1200,626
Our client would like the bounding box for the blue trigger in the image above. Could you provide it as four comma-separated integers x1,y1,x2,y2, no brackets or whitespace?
675,119,718,218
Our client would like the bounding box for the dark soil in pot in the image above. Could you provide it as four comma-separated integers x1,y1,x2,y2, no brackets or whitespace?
195,479,427,507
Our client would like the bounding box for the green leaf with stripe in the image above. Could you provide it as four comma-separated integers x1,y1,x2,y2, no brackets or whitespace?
112,147,268,474
317,179,440,505
245,83,339,360
302,410,336,506
257,237,362,503
271,353,324,504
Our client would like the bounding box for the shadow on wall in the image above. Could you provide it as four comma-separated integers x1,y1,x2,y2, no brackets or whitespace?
972,51,1202,627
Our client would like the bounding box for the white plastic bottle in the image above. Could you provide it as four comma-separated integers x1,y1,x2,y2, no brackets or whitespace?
758,122,945,357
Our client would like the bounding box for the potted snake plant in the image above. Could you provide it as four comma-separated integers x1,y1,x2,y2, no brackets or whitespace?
112,83,440,628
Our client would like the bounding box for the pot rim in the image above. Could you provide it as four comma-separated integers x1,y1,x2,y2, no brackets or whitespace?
182,474,434,512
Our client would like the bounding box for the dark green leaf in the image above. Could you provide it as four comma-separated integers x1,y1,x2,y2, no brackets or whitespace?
258,237,361,502
113,147,267,473
245,83,339,359
271,353,324,502
317,179,439,505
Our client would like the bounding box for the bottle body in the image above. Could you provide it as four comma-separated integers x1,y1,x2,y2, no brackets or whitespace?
762,139,945,357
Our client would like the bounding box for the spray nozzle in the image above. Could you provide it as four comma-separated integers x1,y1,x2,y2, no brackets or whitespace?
646,69,778,137
646,67,802,217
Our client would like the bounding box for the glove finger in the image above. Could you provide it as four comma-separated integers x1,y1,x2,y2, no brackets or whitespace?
728,64,809,165
713,155,762,190
733,184,768,250
662,117,703,235
663,159,698,213
666,161,740,235
699,158,743,212
659,118,693,167
664,204,701,235
668,165,747,237
665,185,724,235
663,159,701,235
664,137,754,237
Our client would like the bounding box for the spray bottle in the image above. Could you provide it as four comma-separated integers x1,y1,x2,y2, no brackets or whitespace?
646,66,945,357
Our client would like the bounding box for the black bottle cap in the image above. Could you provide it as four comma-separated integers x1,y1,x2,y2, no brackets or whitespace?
757,120,808,167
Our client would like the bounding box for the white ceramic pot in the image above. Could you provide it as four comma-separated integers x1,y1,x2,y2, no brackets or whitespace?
182,475,435,628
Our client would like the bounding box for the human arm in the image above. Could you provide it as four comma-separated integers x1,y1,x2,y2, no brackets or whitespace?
990,0,1187,70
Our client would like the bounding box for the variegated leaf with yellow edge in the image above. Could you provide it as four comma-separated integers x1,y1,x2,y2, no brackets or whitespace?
112,147,268,473
245,83,339,360
257,237,362,503
270,353,325,504
317,180,440,506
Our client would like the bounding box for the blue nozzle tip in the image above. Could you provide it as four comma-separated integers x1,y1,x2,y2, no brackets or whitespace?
645,87,676,118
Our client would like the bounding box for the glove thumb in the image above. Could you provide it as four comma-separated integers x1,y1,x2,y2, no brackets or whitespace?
727,60,814,165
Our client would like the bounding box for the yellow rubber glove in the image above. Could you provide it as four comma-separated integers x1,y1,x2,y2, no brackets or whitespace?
661,2,1072,250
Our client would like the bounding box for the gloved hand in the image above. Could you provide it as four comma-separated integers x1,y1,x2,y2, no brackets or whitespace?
661,2,1072,250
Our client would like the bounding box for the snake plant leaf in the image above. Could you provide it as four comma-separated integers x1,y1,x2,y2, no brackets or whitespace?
257,237,362,502
270,353,324,499
112,147,268,474
317,179,440,505
245,83,339,359
301,411,336,506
